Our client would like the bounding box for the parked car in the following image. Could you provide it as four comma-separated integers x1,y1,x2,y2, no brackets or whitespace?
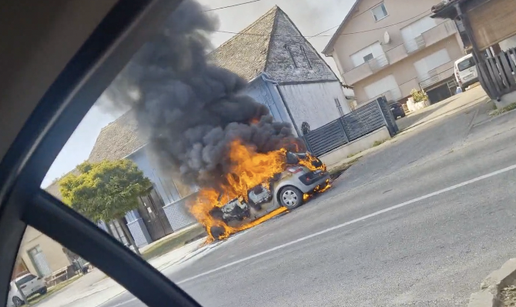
7,282,25,307
390,102,406,119
209,152,330,239
13,273,47,300
454,54,479,92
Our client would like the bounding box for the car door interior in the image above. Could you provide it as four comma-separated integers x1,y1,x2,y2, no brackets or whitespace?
0,0,202,306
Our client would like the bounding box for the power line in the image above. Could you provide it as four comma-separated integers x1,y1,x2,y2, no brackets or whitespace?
204,0,261,12
213,10,430,38
309,25,339,38
315,10,430,37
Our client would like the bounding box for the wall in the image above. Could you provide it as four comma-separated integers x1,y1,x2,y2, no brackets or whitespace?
500,35,516,50
163,194,198,231
330,0,447,73
245,75,296,131
128,148,181,206
319,126,391,168
278,81,352,132
19,227,70,276
352,36,463,103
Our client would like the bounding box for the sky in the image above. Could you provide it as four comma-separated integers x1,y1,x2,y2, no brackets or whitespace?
41,0,355,188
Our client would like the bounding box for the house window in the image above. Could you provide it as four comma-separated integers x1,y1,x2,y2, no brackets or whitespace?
334,98,345,117
371,3,388,22
363,53,374,62
350,42,385,68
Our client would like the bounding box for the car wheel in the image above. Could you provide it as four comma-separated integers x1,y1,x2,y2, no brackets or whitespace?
12,297,24,307
39,287,48,295
210,226,226,240
279,186,303,209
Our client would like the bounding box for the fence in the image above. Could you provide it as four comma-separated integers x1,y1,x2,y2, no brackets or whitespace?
478,47,516,100
303,97,398,156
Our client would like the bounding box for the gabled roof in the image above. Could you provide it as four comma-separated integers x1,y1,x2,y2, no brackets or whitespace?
210,6,278,81
322,0,362,56
88,110,146,163
212,5,337,83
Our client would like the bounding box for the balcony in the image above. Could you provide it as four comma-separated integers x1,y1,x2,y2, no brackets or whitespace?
340,20,457,85
404,20,457,54
418,61,454,89
422,20,457,47
342,54,389,85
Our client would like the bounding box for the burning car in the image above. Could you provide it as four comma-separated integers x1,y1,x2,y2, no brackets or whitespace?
207,152,331,239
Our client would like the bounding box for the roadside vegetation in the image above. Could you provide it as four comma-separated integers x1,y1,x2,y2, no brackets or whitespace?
490,102,516,116
328,157,360,180
27,275,82,305
373,140,386,147
142,223,207,261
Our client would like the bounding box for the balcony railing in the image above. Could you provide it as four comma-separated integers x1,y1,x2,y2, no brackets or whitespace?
422,20,457,47
341,20,457,85
418,61,454,88
342,54,389,85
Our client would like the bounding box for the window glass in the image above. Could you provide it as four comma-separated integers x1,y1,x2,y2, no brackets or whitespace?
371,3,388,21
363,53,374,62
458,57,476,71
4,229,148,307
20,0,512,306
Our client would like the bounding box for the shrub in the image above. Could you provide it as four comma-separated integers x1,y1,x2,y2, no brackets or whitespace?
410,89,428,103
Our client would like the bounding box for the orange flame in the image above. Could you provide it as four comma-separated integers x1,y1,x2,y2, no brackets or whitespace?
188,139,330,240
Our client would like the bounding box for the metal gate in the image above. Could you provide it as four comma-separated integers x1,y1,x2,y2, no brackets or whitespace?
138,189,173,241
303,97,398,156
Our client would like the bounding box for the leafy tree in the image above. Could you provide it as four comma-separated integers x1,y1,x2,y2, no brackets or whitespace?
59,159,152,255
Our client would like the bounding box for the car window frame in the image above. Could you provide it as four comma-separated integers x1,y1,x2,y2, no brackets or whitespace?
0,0,202,306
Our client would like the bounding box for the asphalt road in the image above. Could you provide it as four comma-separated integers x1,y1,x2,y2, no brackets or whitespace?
101,100,516,306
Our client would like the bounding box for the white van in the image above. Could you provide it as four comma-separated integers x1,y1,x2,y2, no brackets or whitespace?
454,54,478,91
7,281,26,307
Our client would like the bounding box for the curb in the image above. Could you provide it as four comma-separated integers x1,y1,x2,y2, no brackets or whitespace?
471,106,516,129
468,258,516,307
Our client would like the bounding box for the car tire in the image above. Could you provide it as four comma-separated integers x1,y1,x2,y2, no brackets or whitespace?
279,186,303,209
210,226,226,240
12,296,24,307
39,287,48,295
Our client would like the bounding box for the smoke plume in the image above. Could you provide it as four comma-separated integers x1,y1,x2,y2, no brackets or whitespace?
106,0,305,189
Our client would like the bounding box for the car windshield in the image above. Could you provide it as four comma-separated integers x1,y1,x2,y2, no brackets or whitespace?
5,0,516,307
458,57,476,71
15,276,33,285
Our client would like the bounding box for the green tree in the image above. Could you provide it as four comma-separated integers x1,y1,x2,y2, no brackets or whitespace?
59,159,152,256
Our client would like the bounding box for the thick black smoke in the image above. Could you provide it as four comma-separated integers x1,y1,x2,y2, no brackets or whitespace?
107,0,305,188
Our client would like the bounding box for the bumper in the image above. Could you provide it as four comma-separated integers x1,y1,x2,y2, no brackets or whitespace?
462,77,479,89
297,171,330,193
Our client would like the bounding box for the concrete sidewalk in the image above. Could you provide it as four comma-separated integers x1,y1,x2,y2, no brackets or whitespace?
397,85,489,133
331,86,491,170
33,238,206,307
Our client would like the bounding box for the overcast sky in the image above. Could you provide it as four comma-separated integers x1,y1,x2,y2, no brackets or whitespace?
41,0,355,188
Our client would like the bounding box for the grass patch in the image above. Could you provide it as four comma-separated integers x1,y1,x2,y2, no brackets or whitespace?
372,140,386,147
28,275,81,305
328,157,360,180
490,102,516,116
142,224,207,261
347,152,361,158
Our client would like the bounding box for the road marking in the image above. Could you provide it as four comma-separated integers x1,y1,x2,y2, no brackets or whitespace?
176,163,516,285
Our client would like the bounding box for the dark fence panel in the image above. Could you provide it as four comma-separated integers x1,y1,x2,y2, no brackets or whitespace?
477,47,516,100
303,119,348,156
303,97,398,157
